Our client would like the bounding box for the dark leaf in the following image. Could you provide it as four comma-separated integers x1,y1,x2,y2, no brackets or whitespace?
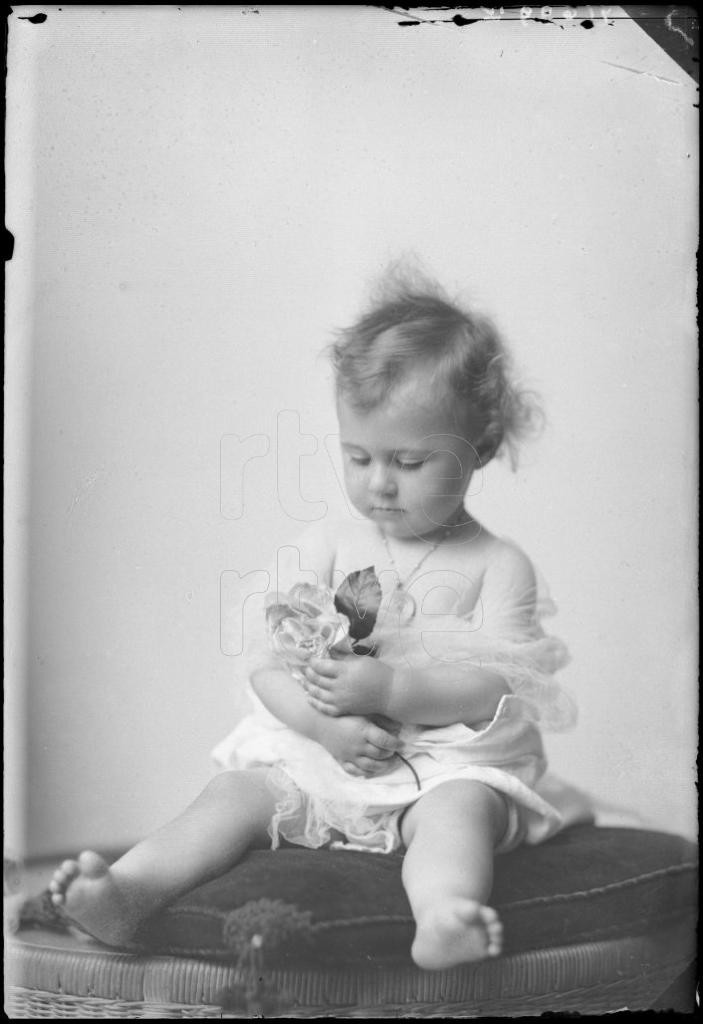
333,566,382,641
351,638,379,658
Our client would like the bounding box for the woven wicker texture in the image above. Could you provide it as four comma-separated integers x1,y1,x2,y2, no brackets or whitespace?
5,991,222,1019
6,921,693,1018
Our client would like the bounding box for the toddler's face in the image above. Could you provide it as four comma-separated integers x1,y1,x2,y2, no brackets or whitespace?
337,380,479,541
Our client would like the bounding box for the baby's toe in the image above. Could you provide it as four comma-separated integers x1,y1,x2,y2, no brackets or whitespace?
77,850,109,879
50,861,76,889
48,858,82,902
54,859,79,884
478,905,499,926
481,909,503,956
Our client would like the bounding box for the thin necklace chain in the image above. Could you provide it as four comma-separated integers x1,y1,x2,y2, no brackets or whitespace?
380,533,441,590
379,512,467,592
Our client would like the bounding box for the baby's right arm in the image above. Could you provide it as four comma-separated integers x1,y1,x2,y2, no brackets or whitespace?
251,668,400,777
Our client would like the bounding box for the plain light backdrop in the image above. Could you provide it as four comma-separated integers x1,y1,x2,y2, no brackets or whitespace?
5,6,697,858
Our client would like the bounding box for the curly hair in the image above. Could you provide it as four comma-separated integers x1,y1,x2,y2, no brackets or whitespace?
330,270,541,467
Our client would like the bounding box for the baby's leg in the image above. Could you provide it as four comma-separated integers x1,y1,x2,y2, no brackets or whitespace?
49,769,275,947
400,779,508,970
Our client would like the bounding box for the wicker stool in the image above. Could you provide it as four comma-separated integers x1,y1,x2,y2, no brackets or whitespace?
6,826,697,1018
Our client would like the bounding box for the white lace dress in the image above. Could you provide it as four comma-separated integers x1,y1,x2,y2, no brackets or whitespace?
213,518,579,854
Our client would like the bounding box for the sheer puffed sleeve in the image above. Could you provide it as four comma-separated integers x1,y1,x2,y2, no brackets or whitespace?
455,543,576,731
376,541,576,733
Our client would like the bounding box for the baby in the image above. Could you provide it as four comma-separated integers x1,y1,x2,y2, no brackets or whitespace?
51,273,575,970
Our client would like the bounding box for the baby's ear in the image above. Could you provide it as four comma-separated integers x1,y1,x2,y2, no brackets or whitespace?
472,438,497,467
473,424,503,466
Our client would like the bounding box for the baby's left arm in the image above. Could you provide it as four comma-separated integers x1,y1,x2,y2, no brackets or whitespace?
303,655,508,726
303,542,538,726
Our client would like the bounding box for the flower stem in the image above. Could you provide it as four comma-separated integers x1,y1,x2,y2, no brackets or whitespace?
395,753,421,792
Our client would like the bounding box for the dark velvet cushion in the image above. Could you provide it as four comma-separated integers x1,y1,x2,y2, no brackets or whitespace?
124,826,697,968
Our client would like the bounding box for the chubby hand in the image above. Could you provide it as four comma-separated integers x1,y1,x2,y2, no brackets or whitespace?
303,655,393,717
315,713,400,777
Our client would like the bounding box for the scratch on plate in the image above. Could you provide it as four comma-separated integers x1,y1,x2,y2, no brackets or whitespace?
66,468,106,516
601,60,682,85
665,11,694,48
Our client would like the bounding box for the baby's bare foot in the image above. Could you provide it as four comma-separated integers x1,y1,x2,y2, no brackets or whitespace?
49,851,143,947
411,899,503,970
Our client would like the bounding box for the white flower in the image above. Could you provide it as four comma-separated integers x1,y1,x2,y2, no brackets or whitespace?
266,583,352,669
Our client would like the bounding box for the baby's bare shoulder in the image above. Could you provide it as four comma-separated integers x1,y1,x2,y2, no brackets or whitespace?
453,523,535,582
482,536,537,591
